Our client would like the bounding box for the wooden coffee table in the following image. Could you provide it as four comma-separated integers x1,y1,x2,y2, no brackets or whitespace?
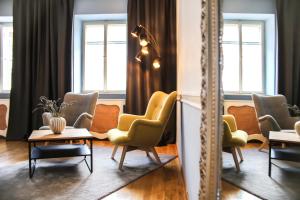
269,130,300,177
28,128,93,178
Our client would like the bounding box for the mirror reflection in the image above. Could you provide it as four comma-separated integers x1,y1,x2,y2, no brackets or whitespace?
221,0,300,199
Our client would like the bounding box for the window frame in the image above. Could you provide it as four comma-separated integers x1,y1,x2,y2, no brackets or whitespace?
223,20,266,95
81,20,127,94
0,22,13,94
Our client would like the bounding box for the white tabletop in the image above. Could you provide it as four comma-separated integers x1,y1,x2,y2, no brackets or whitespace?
269,130,300,144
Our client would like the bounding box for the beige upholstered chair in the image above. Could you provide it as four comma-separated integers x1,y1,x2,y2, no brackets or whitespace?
40,92,98,130
252,94,300,149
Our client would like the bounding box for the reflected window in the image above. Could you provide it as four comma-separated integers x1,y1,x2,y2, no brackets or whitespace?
82,22,127,92
0,24,13,92
222,21,264,94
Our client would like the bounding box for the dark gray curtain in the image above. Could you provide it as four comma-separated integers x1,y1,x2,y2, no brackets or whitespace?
277,0,300,106
7,0,74,140
126,0,177,145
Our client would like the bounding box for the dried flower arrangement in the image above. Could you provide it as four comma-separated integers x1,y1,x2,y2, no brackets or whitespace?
32,96,73,117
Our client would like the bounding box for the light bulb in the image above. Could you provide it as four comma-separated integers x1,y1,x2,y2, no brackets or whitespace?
139,33,148,47
139,39,148,47
153,58,160,69
141,46,149,55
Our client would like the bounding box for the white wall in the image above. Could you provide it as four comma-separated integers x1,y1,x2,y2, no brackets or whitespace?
0,0,12,16
74,0,127,14
223,0,275,14
177,0,202,199
177,0,201,96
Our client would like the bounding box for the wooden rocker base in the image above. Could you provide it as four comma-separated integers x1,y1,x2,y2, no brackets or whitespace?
111,145,162,170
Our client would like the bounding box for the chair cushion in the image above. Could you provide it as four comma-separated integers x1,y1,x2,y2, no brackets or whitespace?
107,128,130,144
90,104,120,133
230,130,248,146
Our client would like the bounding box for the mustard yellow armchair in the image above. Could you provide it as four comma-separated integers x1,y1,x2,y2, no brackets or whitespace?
223,115,248,172
107,91,177,170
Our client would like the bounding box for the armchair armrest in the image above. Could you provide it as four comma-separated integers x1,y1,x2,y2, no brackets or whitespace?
73,112,93,130
42,112,52,126
127,119,163,147
258,115,281,137
117,114,145,131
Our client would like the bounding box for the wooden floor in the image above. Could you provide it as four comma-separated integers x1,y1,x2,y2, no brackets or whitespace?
0,139,261,200
0,139,187,200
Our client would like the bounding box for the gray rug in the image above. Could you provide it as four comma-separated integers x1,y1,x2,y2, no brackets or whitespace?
0,147,176,200
223,148,300,200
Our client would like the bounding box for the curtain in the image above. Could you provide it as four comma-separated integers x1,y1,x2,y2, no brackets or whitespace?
126,0,177,145
7,0,74,140
277,0,300,106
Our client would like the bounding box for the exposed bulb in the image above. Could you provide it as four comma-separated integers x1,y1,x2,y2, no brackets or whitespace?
140,39,148,47
141,46,149,55
153,58,160,69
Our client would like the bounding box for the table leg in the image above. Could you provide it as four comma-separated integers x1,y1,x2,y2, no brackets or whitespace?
268,141,272,177
90,139,93,173
28,142,31,178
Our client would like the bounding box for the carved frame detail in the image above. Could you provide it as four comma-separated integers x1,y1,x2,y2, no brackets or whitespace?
199,0,222,199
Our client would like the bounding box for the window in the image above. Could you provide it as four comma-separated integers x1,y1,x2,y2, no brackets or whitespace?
222,21,264,94
0,23,13,93
82,21,127,93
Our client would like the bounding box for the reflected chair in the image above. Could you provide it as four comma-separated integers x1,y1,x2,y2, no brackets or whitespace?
223,115,248,172
252,94,300,149
107,91,177,170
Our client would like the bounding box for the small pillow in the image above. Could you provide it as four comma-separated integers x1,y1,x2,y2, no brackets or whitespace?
90,104,120,133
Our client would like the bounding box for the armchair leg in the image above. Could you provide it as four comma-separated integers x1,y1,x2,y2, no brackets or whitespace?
237,147,244,162
259,138,268,151
111,145,119,160
119,146,128,170
231,147,240,172
150,147,161,164
146,151,150,157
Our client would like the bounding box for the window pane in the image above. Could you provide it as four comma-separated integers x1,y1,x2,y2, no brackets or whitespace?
242,24,262,43
222,43,240,92
1,25,13,91
241,24,263,92
84,24,104,91
222,23,240,92
107,24,127,91
223,24,239,42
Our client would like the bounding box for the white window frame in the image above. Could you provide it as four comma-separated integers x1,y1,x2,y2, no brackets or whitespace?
0,22,13,94
223,20,265,94
81,20,127,94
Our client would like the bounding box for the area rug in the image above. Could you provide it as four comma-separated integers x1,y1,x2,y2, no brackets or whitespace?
0,147,176,200
222,149,300,200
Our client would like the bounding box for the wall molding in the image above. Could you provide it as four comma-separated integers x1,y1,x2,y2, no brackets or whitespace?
178,94,201,110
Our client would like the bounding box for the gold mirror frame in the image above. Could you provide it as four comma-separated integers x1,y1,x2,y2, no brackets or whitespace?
199,0,222,199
